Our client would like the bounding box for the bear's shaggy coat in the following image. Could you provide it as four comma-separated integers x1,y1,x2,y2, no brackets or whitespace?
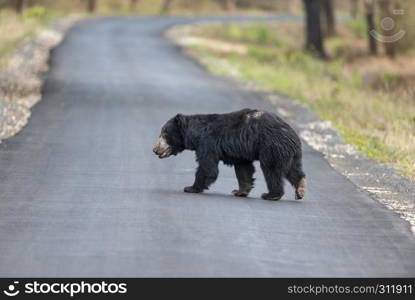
153,109,306,200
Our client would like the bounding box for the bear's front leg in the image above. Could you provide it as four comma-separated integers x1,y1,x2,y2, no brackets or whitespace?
184,153,219,194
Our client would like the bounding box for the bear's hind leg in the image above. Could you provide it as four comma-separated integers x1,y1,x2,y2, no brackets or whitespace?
260,162,284,201
232,163,255,197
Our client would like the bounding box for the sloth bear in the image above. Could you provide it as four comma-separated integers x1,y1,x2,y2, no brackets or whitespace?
153,109,306,201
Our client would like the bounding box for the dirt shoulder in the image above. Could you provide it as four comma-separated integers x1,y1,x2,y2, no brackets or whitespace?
0,16,82,142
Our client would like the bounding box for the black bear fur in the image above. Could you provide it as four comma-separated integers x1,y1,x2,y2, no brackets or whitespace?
153,109,306,200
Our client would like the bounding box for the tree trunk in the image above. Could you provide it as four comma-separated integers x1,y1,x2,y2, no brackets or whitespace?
27,0,36,7
130,0,139,12
350,0,358,18
86,0,96,13
364,0,377,55
379,0,396,58
15,0,25,14
161,0,173,14
303,0,327,58
322,0,336,37
225,0,237,12
250,0,259,9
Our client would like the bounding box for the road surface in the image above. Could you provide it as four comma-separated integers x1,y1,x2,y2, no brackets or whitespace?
0,17,414,277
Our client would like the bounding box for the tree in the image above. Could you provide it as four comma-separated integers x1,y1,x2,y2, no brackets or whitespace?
379,0,396,58
321,0,336,37
161,0,173,14
249,0,260,9
364,0,377,55
225,0,237,12
130,0,139,12
303,0,326,58
86,0,96,13
15,0,25,14
26,0,36,7
350,0,359,18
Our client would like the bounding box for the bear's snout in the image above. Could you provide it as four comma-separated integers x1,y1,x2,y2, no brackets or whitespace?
153,136,172,159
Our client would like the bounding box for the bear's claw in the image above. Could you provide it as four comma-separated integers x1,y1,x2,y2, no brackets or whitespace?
232,189,249,197
184,186,203,193
261,193,282,201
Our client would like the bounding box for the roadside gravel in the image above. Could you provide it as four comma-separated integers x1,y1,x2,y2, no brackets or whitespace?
0,16,82,142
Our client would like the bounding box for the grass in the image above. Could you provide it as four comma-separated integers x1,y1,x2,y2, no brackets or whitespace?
182,23,415,179
0,6,56,68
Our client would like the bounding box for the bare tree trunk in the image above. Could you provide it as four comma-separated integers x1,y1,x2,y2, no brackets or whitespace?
322,0,336,37
130,0,139,12
364,0,377,55
379,0,396,58
161,0,173,14
27,0,36,7
87,0,96,13
250,0,260,9
350,0,359,18
303,0,327,58
225,0,237,12
15,0,25,14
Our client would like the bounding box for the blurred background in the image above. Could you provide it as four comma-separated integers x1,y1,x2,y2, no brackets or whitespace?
1,0,414,179
0,0,305,15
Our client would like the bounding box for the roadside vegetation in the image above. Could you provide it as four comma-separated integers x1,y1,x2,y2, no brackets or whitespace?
0,6,53,67
181,18,415,178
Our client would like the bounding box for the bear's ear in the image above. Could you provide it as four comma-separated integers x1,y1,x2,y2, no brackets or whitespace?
174,113,185,128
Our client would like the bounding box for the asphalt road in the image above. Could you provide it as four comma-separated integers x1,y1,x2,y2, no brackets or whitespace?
0,17,414,277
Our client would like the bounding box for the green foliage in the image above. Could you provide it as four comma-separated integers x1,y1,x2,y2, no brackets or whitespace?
228,24,243,40
285,51,311,66
24,5,49,20
346,17,367,39
247,46,278,63
249,25,270,43
380,73,400,87
351,70,362,89
224,24,286,46
337,124,401,164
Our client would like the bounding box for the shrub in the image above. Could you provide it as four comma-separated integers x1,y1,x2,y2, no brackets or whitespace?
24,5,49,20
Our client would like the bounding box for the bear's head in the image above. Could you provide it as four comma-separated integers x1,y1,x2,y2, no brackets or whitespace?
153,114,186,159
